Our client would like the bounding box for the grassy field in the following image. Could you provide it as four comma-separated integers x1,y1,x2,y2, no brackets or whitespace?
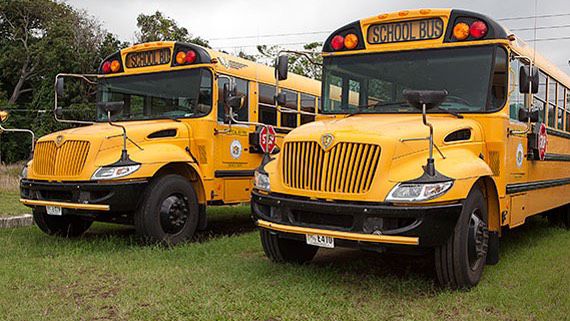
0,162,22,193
0,164,29,216
0,192,29,216
0,203,569,321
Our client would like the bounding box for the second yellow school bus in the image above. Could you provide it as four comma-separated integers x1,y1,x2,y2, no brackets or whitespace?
252,8,570,288
19,41,319,244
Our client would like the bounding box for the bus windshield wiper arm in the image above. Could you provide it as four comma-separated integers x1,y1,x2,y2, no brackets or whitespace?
435,107,464,119
346,101,408,116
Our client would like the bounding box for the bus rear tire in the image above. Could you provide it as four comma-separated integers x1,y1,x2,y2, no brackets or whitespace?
135,174,199,245
260,229,318,264
435,186,489,289
32,208,93,237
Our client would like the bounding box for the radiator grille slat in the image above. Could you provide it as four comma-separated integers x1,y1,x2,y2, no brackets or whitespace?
33,140,90,177
283,141,380,194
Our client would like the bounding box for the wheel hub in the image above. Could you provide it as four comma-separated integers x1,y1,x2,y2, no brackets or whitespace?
159,194,189,234
467,211,489,270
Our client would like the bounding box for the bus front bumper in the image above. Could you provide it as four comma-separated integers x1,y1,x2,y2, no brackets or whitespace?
252,191,463,247
20,179,148,221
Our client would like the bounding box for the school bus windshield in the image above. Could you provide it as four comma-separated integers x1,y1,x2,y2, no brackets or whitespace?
322,45,507,114
96,68,213,121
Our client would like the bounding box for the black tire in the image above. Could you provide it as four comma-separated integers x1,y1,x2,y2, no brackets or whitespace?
135,174,199,245
547,206,570,229
435,185,489,289
260,229,318,264
33,208,92,237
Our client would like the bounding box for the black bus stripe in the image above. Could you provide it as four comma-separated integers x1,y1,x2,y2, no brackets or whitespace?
506,177,570,194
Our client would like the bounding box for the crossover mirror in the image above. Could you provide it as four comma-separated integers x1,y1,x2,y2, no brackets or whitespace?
519,65,539,94
275,55,289,81
97,101,125,114
402,89,449,110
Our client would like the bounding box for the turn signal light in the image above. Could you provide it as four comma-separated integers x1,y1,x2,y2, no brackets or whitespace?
176,50,197,65
331,35,345,51
344,34,359,49
110,60,121,73
469,21,488,39
453,22,470,40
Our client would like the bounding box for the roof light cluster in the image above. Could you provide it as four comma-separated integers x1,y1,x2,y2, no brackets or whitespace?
330,33,360,51
101,59,122,74
452,20,488,41
175,49,197,65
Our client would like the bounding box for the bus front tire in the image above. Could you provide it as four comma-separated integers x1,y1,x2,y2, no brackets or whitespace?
32,208,93,237
260,229,318,264
135,174,199,245
435,186,489,289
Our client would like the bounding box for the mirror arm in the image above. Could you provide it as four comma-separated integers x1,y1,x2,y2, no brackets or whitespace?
0,124,36,155
54,73,98,126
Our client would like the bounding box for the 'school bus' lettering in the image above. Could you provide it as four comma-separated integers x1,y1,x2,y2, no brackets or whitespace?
126,48,171,68
367,18,444,44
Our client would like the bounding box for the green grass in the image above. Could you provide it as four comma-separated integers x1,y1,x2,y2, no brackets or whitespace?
0,192,29,216
0,206,569,321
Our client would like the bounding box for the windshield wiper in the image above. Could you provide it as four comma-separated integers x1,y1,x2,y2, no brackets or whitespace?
346,101,408,117
435,107,463,119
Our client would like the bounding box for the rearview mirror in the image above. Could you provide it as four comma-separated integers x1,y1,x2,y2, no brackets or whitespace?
0,110,9,123
275,55,289,81
56,78,65,97
275,92,287,107
520,65,539,94
518,108,539,122
97,101,125,114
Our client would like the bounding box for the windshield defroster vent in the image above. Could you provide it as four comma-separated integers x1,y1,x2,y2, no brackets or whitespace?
444,129,471,142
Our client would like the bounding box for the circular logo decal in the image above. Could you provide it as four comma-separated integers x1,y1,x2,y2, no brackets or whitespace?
538,123,548,161
230,140,242,159
516,143,524,168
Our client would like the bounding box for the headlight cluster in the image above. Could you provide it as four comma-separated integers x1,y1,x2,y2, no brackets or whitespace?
91,164,140,180
254,170,270,191
20,165,28,179
386,181,453,202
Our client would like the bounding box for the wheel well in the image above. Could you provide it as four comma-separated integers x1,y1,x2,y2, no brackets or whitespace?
475,176,500,233
153,163,206,204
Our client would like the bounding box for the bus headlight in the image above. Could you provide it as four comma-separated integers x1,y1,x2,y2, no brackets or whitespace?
20,165,28,179
91,164,140,180
254,170,270,191
386,181,453,202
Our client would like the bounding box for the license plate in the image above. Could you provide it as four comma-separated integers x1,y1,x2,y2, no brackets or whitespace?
306,234,334,248
46,206,62,216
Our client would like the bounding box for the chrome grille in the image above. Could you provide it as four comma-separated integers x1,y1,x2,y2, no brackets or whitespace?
282,141,381,194
33,140,90,177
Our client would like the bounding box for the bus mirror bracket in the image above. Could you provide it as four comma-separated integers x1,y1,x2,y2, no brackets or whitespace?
275,92,287,107
403,89,450,179
0,111,36,158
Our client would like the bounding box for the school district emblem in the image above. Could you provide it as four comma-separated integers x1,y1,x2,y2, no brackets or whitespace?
230,140,242,159
321,133,334,150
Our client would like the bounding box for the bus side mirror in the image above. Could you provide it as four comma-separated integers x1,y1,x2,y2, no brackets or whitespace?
518,108,539,122
228,95,246,110
275,92,287,107
56,78,65,97
519,65,539,94
0,110,9,123
275,55,289,81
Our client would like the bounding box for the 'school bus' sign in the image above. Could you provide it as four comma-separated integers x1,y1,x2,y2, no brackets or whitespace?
125,48,171,68
367,18,444,44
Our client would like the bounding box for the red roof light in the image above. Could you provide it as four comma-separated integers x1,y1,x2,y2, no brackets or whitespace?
331,35,345,51
102,61,112,74
469,21,488,39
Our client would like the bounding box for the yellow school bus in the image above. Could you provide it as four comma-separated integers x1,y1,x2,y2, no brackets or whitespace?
19,41,320,244
252,9,570,288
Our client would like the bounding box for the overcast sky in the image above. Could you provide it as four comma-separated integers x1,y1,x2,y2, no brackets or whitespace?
66,0,569,70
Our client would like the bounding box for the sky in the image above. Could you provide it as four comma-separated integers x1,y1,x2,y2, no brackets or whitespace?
66,0,570,70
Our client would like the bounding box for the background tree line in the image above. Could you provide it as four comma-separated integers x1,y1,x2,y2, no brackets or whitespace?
0,0,321,163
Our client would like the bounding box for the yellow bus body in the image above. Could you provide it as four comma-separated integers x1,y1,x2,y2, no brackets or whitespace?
252,8,570,287
20,41,320,242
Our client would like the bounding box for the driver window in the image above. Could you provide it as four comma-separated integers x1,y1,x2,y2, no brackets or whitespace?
217,76,249,123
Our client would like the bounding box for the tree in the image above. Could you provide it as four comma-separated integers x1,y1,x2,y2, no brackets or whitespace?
135,11,210,47
256,42,323,80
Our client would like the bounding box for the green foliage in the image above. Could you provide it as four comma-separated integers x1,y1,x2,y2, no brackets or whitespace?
257,42,323,80
136,11,210,48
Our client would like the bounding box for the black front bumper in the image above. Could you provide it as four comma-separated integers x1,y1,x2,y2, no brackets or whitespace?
20,179,148,220
252,191,463,247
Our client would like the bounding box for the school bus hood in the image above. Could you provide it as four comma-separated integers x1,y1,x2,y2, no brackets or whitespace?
286,114,483,158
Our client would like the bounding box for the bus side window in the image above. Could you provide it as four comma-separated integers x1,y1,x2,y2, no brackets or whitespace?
566,88,570,132
548,77,557,127
301,94,316,125
217,76,249,123
558,84,565,130
535,71,547,123
258,83,277,126
508,58,526,119
280,89,298,128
